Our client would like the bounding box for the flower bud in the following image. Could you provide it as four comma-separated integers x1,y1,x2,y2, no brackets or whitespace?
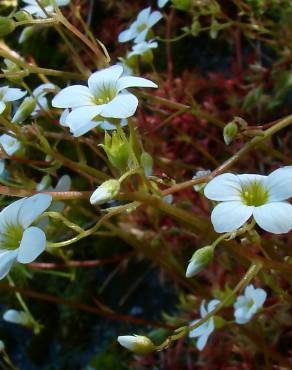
14,11,33,22
100,131,130,171
186,246,214,278
117,335,155,355
0,17,16,37
12,97,36,123
90,179,120,205
3,309,31,327
223,121,238,145
140,152,153,177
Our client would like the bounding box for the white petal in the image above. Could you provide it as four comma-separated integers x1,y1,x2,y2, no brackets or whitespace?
211,201,253,233
0,198,25,233
265,167,292,201
116,76,157,92
0,250,17,279
189,320,208,338
17,227,46,263
3,88,26,102
65,106,104,130
204,173,242,201
137,7,151,22
88,65,123,96
118,29,134,43
207,299,220,312
196,333,210,351
253,202,292,234
134,29,149,43
0,101,6,114
100,93,138,119
200,300,207,317
70,120,100,137
52,86,94,108
252,289,267,307
57,0,70,5
33,83,57,97
148,11,163,27
55,175,71,192
18,194,52,228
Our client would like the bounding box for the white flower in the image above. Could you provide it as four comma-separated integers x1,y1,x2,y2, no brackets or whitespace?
189,299,220,351
52,64,157,137
21,0,70,18
0,86,26,115
0,133,21,156
193,169,211,192
0,194,52,279
90,180,120,205
234,285,267,324
128,40,158,58
12,83,57,123
158,0,170,8
3,309,31,326
204,167,292,234
117,335,155,354
118,7,162,44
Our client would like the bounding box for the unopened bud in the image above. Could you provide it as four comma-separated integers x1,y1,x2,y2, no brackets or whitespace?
101,131,130,171
0,17,16,37
90,179,120,205
12,97,36,123
117,335,155,355
186,246,214,278
223,121,238,145
140,152,153,177
14,11,33,22
3,309,31,327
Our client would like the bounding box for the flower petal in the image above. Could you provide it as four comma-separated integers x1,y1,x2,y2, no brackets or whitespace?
137,7,151,23
148,11,163,27
55,175,71,192
52,86,94,108
3,309,29,325
3,88,26,102
18,194,52,228
207,299,220,313
0,198,25,233
70,120,101,137
0,250,17,279
88,65,123,96
237,174,266,188
211,201,253,233
204,173,242,201
253,202,292,234
100,93,138,119
196,333,210,351
118,29,134,43
0,101,6,114
116,76,157,92
189,320,208,338
17,227,46,263
65,106,104,131
265,166,292,201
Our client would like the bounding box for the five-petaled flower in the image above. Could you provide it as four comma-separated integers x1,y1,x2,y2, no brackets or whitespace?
189,299,220,351
234,285,267,324
52,64,157,137
118,7,162,44
0,194,52,279
21,0,70,18
0,86,26,115
204,167,292,234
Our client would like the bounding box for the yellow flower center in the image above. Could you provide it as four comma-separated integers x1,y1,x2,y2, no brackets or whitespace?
240,180,269,206
0,223,23,250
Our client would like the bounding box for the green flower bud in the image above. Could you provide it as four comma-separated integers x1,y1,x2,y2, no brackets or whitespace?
0,17,16,37
12,97,36,123
223,121,238,145
186,245,214,278
14,10,33,22
90,179,120,205
172,0,190,11
140,152,153,177
100,131,130,171
117,335,155,355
